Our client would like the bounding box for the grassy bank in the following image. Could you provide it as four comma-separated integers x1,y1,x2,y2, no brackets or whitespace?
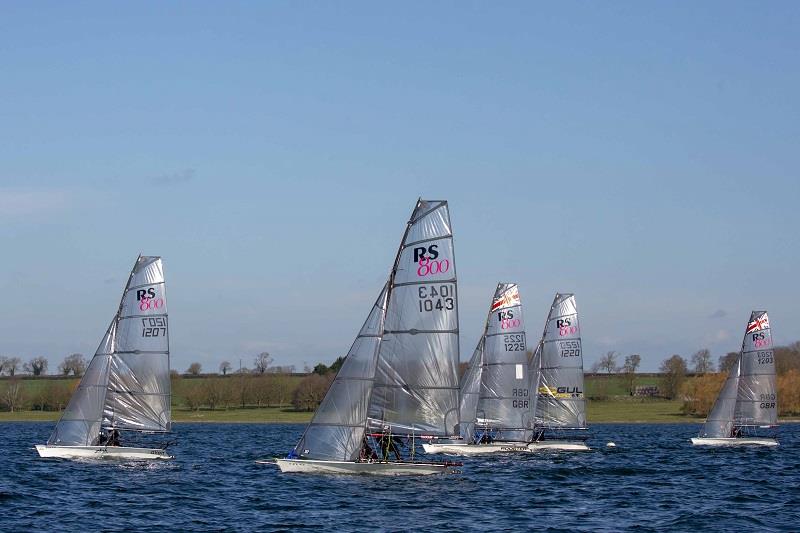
0,400,687,424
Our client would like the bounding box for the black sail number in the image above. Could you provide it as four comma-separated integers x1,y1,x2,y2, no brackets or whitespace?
503,333,526,351
142,317,167,337
558,340,581,357
757,351,773,364
418,284,455,313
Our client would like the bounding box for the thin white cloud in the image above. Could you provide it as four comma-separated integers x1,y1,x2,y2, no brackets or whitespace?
0,188,70,217
151,168,195,185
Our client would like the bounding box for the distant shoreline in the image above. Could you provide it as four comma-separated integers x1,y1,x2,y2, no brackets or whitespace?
2,406,797,425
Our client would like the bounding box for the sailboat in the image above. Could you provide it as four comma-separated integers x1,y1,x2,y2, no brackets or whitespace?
423,283,535,455
36,256,173,460
528,293,590,451
275,199,462,475
691,311,778,447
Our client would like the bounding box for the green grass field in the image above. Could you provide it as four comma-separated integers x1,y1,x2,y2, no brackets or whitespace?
6,373,788,424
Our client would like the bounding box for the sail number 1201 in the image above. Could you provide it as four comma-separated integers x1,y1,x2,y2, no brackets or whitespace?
418,284,455,312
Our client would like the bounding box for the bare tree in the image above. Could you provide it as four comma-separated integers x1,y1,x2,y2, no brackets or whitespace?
186,362,202,376
718,352,739,373
59,353,87,376
180,381,204,411
292,373,333,411
598,351,618,374
3,357,21,376
219,361,232,376
253,352,273,374
0,379,25,412
0,356,5,375
691,349,714,374
622,354,642,394
660,354,688,399
24,356,49,376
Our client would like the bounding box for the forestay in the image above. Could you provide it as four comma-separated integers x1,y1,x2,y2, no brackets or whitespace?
531,293,586,429
292,285,388,460
48,256,171,446
476,283,533,442
700,311,777,437
368,200,461,437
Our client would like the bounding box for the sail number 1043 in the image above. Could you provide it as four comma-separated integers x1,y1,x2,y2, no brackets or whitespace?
418,284,455,312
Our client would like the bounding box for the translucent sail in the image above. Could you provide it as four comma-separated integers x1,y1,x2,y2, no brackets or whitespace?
293,285,388,461
103,256,171,433
735,311,777,427
531,293,586,429
458,340,484,443
477,283,533,441
48,256,170,446
368,199,461,437
700,358,741,438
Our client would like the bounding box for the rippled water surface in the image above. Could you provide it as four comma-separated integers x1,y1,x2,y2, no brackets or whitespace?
2,422,799,532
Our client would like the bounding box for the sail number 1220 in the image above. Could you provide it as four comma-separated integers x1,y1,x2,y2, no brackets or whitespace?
418,284,455,312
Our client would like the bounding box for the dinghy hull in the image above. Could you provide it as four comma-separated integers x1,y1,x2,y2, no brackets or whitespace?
690,437,778,447
422,442,530,455
527,440,590,451
274,458,459,475
35,444,173,460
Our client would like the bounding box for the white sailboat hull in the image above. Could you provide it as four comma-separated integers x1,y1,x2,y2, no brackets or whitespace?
690,437,778,447
528,440,590,451
35,444,173,460
422,439,590,455
422,442,530,455
274,458,459,475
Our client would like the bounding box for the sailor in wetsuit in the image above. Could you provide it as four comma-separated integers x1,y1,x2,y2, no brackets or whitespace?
377,428,403,460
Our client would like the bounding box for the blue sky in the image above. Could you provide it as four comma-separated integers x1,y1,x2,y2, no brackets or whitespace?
1,2,798,373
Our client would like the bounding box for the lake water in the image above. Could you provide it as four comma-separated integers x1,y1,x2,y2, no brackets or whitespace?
2,422,798,532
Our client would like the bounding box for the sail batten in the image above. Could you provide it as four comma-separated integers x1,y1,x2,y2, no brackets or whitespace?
48,256,171,446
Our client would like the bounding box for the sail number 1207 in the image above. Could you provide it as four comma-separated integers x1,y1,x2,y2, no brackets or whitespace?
418,284,455,312
142,317,167,337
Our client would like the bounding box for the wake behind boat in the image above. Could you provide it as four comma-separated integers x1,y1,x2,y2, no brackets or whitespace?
692,311,778,447
274,199,462,475
36,256,174,461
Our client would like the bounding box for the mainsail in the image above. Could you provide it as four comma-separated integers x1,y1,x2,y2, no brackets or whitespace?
471,283,533,442
292,285,388,461
530,293,586,429
700,311,777,437
368,199,461,437
48,256,171,446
